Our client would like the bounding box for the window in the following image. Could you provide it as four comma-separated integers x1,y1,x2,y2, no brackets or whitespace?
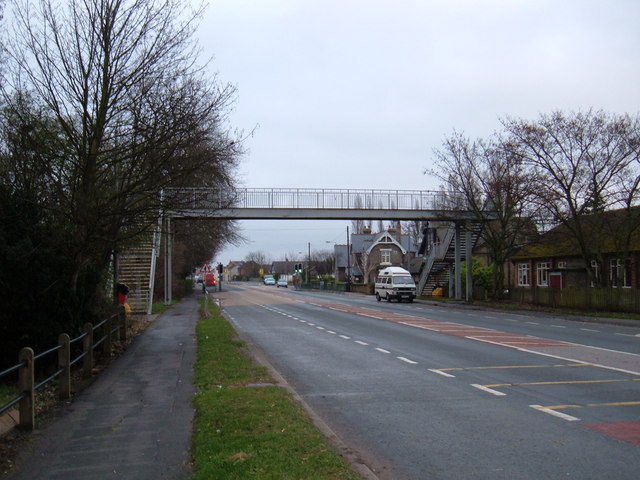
609,258,631,287
517,263,530,286
381,249,391,265
536,262,550,287
557,261,566,269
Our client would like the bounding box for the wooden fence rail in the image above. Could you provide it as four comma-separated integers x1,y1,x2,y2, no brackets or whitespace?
0,310,127,431
509,287,640,313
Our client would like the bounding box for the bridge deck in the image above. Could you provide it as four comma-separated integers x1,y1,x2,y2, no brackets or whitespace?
167,187,483,221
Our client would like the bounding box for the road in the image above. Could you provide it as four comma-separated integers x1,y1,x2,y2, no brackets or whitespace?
213,283,640,480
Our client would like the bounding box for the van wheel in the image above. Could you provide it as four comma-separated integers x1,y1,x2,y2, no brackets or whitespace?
375,293,381,302
408,298,414,303
386,294,391,302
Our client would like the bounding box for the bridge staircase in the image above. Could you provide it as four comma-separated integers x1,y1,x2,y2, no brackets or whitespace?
418,222,483,297
116,223,161,314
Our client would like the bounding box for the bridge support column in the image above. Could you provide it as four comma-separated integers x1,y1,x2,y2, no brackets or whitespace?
465,221,473,302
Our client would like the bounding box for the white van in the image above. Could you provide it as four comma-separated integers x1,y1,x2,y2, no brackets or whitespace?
375,267,417,303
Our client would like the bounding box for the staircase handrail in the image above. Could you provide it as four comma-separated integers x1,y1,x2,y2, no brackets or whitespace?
417,224,456,293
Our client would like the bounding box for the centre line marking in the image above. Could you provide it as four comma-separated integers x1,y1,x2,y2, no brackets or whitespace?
375,348,391,354
397,357,418,364
355,340,369,346
339,335,351,339
327,330,336,334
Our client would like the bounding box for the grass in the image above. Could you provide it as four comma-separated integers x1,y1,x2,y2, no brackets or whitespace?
0,384,17,411
191,300,363,480
151,300,177,314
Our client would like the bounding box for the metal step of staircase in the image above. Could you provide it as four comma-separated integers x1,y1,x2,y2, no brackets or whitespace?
418,221,483,296
117,236,156,314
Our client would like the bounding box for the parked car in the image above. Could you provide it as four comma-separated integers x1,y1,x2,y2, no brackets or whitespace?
277,279,288,288
263,276,276,285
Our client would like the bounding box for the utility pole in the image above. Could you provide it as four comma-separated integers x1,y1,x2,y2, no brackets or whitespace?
307,242,311,284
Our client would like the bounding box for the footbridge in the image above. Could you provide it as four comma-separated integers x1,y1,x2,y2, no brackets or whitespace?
123,187,493,314
165,187,479,221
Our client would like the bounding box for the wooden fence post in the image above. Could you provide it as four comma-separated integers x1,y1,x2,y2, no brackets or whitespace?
18,347,34,431
83,322,93,378
119,307,127,342
58,333,71,399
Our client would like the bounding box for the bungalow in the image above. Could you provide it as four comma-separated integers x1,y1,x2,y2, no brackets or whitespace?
509,208,640,290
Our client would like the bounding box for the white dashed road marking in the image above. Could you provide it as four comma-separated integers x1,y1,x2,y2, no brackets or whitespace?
471,384,506,396
397,357,418,365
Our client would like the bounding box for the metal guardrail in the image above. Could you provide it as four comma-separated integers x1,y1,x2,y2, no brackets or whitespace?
0,311,127,430
165,187,469,212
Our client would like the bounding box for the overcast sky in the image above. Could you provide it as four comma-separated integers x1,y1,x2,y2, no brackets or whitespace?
198,0,640,265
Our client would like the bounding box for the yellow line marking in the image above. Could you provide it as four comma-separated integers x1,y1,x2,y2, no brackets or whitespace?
587,400,640,408
537,404,582,410
484,378,640,388
537,401,640,410
436,363,591,372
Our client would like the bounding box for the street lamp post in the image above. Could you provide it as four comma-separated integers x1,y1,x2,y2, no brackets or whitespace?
346,226,351,292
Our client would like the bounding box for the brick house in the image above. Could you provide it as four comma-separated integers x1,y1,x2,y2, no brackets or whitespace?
224,260,260,281
335,226,419,283
509,208,640,290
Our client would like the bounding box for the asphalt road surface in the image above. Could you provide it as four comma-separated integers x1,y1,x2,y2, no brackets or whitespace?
215,283,640,480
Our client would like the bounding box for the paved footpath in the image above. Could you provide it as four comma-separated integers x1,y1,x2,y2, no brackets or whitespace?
7,296,199,479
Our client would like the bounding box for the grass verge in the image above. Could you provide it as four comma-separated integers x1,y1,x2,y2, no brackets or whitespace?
151,300,177,314
192,299,363,480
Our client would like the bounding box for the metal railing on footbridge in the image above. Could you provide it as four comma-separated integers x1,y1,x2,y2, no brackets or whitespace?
165,187,471,218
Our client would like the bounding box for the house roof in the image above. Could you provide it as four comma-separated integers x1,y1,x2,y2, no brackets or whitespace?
350,230,417,254
270,261,294,274
365,231,407,255
512,207,640,260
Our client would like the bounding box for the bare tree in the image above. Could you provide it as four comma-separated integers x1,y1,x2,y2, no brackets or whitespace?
3,0,241,292
351,194,366,234
429,131,539,298
502,110,640,286
245,251,270,270
354,246,373,283
310,249,335,276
